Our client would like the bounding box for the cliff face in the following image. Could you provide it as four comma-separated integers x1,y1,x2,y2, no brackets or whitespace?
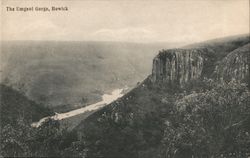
151,42,250,86
151,49,204,86
215,44,249,82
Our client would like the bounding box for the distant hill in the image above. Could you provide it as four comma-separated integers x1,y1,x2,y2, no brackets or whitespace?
0,84,53,127
1,41,182,111
73,34,250,158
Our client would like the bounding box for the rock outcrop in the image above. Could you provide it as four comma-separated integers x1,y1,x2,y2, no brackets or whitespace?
151,49,203,86
215,44,250,82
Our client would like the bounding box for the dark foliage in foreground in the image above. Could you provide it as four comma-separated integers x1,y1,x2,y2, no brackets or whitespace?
1,80,249,158
161,80,250,158
0,85,77,157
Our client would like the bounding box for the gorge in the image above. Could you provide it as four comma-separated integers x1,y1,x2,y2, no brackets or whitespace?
1,35,249,158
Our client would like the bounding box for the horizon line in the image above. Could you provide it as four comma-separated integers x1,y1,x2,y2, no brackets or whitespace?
1,33,249,44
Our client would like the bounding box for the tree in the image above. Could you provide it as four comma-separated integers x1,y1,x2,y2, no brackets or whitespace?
0,118,34,157
162,80,250,158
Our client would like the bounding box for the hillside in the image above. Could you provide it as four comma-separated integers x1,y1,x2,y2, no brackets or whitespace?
215,43,250,84
1,41,182,111
73,35,250,158
0,84,76,157
184,35,250,78
0,84,53,127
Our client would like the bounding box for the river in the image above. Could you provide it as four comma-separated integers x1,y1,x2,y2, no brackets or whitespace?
31,88,125,128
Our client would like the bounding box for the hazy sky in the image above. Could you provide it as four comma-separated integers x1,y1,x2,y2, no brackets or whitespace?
1,0,249,43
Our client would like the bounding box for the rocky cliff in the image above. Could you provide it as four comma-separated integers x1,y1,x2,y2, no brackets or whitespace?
151,49,204,86
151,37,250,86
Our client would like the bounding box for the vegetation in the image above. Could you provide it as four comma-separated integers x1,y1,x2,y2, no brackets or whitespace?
0,84,52,127
1,118,78,157
1,79,249,157
161,80,250,158
0,84,77,157
71,79,249,158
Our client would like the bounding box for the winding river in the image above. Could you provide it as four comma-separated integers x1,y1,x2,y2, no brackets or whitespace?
31,88,124,128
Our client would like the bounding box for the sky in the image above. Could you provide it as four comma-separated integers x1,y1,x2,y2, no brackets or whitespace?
1,0,249,43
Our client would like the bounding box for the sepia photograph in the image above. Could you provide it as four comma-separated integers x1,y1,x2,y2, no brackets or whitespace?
0,0,249,157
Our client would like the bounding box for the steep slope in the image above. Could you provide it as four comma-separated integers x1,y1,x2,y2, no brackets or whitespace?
0,84,77,157
0,84,53,127
75,78,171,158
73,35,250,158
215,43,249,83
184,35,249,78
